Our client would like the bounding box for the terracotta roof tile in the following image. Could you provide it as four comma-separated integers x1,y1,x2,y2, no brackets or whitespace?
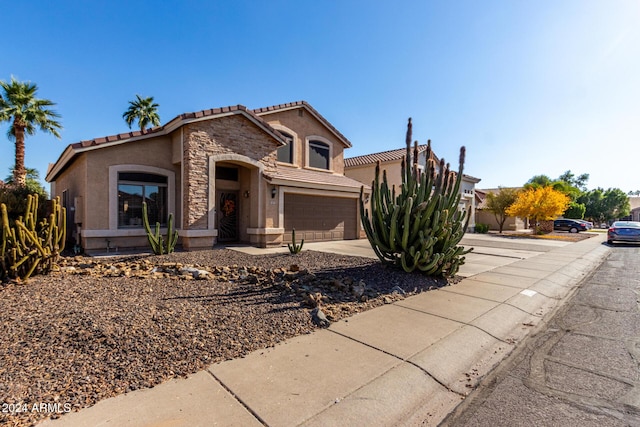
264,167,368,191
344,145,434,168
53,101,344,181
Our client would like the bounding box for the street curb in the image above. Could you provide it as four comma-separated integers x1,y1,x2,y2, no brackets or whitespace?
438,236,612,426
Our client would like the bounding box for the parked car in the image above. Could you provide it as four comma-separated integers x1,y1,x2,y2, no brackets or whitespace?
576,219,593,229
553,219,588,233
600,223,608,229
607,221,640,244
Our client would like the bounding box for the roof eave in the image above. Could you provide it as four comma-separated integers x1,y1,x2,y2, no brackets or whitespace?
255,101,353,148
47,108,287,182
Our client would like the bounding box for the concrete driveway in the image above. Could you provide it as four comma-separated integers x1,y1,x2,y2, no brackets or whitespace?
230,233,573,278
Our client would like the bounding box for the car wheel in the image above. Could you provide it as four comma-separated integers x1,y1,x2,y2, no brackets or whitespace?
569,227,578,233
607,240,613,245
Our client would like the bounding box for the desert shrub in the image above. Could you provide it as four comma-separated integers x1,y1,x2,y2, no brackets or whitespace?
475,223,489,233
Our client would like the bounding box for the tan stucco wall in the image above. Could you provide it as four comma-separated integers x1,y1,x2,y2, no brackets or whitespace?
345,161,403,191
260,108,347,174
476,210,525,231
84,136,176,230
51,154,87,245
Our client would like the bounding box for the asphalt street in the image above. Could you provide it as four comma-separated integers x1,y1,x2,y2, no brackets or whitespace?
441,243,640,427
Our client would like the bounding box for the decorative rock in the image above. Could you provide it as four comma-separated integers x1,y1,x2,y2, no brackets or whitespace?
311,307,330,328
391,286,406,295
352,281,366,298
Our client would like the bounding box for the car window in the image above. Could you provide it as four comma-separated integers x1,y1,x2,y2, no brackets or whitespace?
612,221,640,228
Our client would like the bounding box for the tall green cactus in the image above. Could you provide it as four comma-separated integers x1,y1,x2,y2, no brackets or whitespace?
359,118,471,277
142,201,178,255
1,195,66,281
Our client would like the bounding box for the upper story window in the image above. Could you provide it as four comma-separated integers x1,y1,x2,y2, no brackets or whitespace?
118,172,167,228
277,132,294,164
308,140,330,170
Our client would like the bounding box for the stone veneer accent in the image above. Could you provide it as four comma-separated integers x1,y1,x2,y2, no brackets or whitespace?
183,115,280,230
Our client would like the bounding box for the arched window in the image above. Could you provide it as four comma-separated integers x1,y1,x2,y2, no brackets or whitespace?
308,140,330,170
277,132,294,164
118,172,168,228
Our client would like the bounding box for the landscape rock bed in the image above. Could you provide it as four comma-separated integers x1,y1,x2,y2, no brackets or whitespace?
0,249,451,427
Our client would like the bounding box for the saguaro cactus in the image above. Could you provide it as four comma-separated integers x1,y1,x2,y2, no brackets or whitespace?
142,202,178,255
359,118,471,277
1,195,66,281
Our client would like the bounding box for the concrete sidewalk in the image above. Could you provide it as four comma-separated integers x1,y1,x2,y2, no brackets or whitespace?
40,234,610,427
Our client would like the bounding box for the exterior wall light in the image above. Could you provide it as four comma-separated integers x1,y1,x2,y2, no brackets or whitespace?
271,187,277,198
244,190,250,198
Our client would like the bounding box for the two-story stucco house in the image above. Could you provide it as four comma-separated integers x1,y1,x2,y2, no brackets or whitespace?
45,101,367,253
344,145,480,231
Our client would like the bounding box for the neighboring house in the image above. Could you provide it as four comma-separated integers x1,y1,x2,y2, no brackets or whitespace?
624,196,640,222
475,188,526,231
45,101,367,253
344,145,481,231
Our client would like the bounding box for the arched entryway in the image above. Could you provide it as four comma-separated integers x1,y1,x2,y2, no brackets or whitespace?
208,154,263,244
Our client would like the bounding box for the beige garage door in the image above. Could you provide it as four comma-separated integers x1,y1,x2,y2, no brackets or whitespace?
284,194,357,243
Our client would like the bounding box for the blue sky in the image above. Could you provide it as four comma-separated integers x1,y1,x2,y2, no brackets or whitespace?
1,1,639,192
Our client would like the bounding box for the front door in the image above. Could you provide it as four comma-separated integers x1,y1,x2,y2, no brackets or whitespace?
217,191,239,242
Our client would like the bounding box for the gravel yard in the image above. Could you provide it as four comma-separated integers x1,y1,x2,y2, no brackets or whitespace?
0,248,451,427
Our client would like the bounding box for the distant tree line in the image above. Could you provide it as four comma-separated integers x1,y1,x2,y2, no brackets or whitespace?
484,170,631,233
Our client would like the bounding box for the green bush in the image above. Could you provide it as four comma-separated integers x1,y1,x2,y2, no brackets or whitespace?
475,223,489,233
0,183,49,221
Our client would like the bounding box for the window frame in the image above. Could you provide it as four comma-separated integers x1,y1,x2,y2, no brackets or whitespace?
276,132,294,164
108,165,175,232
117,173,168,229
306,136,332,171
271,125,297,166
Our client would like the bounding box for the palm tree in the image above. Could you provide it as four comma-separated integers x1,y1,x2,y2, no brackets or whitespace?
122,94,160,131
0,77,62,186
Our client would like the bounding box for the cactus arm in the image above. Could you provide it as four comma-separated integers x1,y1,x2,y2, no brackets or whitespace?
401,197,414,251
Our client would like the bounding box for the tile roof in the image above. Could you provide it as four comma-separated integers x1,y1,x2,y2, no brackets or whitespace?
344,145,434,167
47,101,353,183
264,167,368,192
70,104,275,150
345,145,481,184
253,101,352,148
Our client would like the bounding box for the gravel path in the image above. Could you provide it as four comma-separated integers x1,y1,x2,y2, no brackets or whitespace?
0,249,451,426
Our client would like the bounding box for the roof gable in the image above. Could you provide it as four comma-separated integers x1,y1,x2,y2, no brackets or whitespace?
253,101,352,148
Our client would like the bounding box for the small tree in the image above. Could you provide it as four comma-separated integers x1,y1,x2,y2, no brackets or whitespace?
5,167,48,197
580,188,630,223
506,187,569,233
563,201,586,219
123,94,160,131
0,77,62,186
485,187,519,233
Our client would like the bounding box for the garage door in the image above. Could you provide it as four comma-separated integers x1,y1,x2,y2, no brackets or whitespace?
284,194,357,243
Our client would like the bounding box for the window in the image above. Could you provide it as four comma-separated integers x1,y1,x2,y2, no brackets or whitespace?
118,172,167,228
308,140,330,170
277,132,294,164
